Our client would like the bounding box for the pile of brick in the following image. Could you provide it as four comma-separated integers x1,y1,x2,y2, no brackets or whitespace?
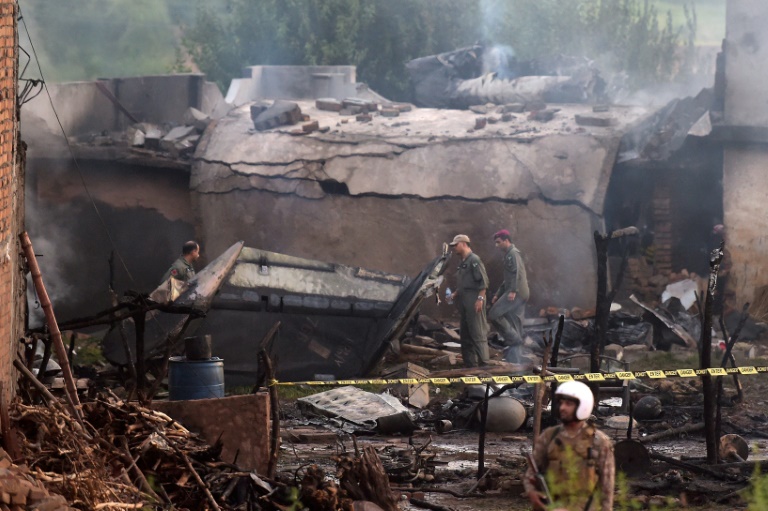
0,449,72,511
625,256,668,304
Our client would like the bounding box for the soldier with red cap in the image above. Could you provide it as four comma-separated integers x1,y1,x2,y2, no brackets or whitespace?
489,229,529,363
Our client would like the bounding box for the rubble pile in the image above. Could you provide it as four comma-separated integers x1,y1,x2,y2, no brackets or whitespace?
77,106,212,160
247,98,415,135
10,395,269,510
5,390,407,511
0,447,73,511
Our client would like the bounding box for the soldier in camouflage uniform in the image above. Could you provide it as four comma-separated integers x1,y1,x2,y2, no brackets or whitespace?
488,229,529,364
162,241,200,282
524,381,615,511
447,234,490,368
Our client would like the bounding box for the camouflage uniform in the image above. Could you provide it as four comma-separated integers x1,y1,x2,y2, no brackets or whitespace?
455,252,490,367
524,423,615,511
488,244,529,363
162,257,195,282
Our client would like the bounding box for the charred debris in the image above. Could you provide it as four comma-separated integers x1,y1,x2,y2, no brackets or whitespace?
14,42,766,509
11,216,768,510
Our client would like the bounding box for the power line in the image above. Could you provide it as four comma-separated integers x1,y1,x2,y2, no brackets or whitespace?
18,5,138,285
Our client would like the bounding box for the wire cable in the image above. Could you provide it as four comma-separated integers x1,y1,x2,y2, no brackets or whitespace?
18,6,138,285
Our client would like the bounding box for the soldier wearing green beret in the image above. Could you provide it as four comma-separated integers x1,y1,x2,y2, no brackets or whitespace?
447,234,490,368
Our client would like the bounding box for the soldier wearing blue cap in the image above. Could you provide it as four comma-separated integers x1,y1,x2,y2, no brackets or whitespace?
489,229,529,363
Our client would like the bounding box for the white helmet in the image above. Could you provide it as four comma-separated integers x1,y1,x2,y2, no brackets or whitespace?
555,380,594,421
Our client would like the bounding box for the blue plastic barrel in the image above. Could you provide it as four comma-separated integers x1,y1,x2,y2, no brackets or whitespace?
168,356,225,401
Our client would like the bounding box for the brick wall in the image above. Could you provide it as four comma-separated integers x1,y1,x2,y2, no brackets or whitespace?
0,0,21,402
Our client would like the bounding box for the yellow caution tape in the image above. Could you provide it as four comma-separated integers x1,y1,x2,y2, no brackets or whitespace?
270,365,768,386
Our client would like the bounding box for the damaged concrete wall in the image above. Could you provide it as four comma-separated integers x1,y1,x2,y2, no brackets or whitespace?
722,0,768,309
226,66,357,106
26,159,194,321
0,0,21,401
193,102,649,310
22,74,220,157
723,147,768,306
20,74,228,320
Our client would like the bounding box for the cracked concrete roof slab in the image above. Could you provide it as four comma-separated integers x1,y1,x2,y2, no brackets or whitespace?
193,101,651,214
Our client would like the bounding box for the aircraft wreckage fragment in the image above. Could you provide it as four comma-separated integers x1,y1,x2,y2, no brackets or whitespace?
103,243,450,385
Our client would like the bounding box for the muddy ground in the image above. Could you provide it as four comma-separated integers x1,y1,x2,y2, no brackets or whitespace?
273,348,768,511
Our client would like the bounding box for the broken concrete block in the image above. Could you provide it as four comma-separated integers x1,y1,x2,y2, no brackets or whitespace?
380,108,400,118
316,98,343,112
474,117,487,129
163,125,197,142
382,362,430,409
249,101,270,122
356,113,372,122
131,129,145,147
393,103,413,113
302,120,319,133
470,105,489,114
502,103,525,113
252,100,303,131
144,127,163,150
524,100,547,112
183,134,201,145
501,113,514,122
161,125,197,153
318,126,330,133
343,97,376,112
487,116,499,124
339,106,362,116
528,109,556,122
575,114,613,127
185,107,211,132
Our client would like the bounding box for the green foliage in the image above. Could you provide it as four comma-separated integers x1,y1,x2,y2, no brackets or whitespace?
19,0,181,81
183,0,481,98
183,0,697,100
20,0,700,98
746,465,768,510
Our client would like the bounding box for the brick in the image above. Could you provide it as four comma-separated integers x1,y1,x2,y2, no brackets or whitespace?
0,0,18,406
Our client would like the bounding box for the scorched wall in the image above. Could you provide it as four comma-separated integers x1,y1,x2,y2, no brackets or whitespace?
192,101,650,312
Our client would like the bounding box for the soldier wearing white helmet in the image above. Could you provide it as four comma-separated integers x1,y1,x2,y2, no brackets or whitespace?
524,381,615,511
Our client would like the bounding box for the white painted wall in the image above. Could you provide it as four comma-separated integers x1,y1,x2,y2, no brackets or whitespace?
724,0,768,127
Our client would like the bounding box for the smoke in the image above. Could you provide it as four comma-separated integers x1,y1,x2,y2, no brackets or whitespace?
25,201,77,329
482,45,517,80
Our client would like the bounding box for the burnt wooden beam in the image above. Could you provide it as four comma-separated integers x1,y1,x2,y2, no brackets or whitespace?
477,384,490,480
702,242,724,465
591,227,638,400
